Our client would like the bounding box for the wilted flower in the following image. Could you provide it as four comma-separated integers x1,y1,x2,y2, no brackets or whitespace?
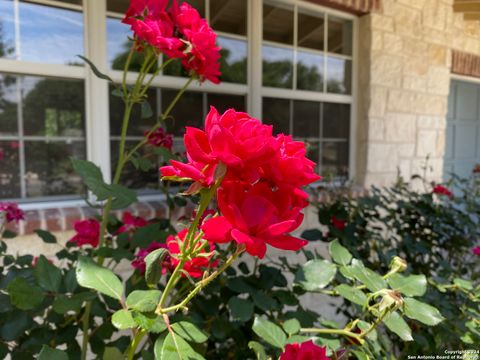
280,340,330,360
69,219,100,248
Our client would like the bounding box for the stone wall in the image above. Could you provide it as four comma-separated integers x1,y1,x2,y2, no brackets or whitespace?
355,0,480,186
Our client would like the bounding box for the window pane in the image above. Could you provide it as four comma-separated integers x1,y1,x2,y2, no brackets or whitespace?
218,36,247,84
0,0,84,65
305,140,319,167
0,0,15,59
293,100,319,139
0,74,18,136
328,16,352,56
22,77,85,137
323,103,350,139
210,0,246,36
327,57,351,94
321,141,348,178
298,11,325,51
297,51,324,92
162,90,203,136
262,97,290,135
263,45,293,88
107,17,133,70
0,140,20,198
207,93,245,114
24,140,85,197
110,86,157,136
263,2,294,45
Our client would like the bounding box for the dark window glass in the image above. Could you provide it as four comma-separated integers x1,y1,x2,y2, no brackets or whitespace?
207,93,245,114
162,90,203,136
210,0,246,35
293,100,320,139
298,11,325,51
328,16,352,56
323,103,350,139
0,140,20,198
321,141,349,178
263,2,294,45
262,97,290,135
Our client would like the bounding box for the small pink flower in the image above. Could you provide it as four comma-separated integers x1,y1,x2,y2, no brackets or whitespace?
116,212,148,235
473,246,480,256
145,128,173,150
0,202,25,223
131,241,170,275
432,185,453,198
280,340,330,360
69,219,100,248
331,216,346,231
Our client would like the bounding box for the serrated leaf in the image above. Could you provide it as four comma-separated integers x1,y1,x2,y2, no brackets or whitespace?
350,259,387,292
154,332,205,360
126,290,161,312
35,229,57,243
295,259,337,291
387,274,427,297
252,317,287,349
329,239,352,265
109,184,138,210
403,298,445,326
112,309,136,330
132,312,167,333
34,255,62,292
382,311,413,341
334,284,367,306
282,318,301,335
144,248,168,287
172,321,208,343
52,295,83,314
228,297,254,322
453,278,473,290
248,341,267,360
76,256,123,301
71,158,111,200
38,345,68,360
7,277,44,310
78,55,113,82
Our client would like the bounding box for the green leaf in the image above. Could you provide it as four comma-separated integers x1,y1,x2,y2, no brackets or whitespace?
153,147,178,162
329,239,352,265
248,341,267,360
403,298,445,326
334,284,367,306
301,229,323,241
282,318,301,336
286,335,311,344
132,312,167,333
78,55,113,82
126,290,161,312
154,332,205,360
387,274,427,297
453,278,473,290
2,229,17,238
382,311,413,341
52,295,84,314
76,256,123,301
35,229,57,243
103,347,124,360
252,290,279,311
339,265,356,280
172,321,208,343
112,309,136,330
144,248,168,287
141,101,153,118
295,259,337,291
252,317,287,349
109,184,138,210
34,255,62,292
228,297,254,322
71,158,111,200
7,277,44,310
38,345,69,360
350,259,387,292
352,350,369,360
314,336,341,350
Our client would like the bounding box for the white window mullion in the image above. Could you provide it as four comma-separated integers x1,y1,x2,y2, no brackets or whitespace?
83,0,111,184
248,0,262,119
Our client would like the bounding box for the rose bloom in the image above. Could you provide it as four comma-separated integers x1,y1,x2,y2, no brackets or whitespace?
69,219,100,248
331,215,346,231
116,212,148,235
167,228,217,278
202,182,307,258
432,184,453,198
0,202,25,223
145,128,173,150
132,241,170,275
280,341,330,360
473,246,480,256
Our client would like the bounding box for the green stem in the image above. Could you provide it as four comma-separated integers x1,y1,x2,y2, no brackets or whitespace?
80,302,92,360
300,327,364,345
122,47,135,97
127,330,146,360
359,309,389,339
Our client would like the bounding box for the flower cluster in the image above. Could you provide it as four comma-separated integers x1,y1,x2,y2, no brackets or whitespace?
280,341,330,360
432,184,453,198
161,107,320,258
0,202,25,224
131,241,170,274
123,0,221,83
145,128,173,150
69,219,100,248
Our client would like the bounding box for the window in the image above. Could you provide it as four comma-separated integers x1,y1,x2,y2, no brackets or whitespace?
0,0,355,203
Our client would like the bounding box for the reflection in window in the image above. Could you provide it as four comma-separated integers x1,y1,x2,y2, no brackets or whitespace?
328,16,352,56
210,0,246,35
321,141,349,178
263,2,294,45
0,74,18,136
0,140,20,198
262,97,290,135
263,45,293,88
298,11,324,51
297,51,324,92
218,36,247,84
0,0,84,65
327,57,351,94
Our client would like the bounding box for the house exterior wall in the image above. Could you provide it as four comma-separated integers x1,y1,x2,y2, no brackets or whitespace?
356,0,480,186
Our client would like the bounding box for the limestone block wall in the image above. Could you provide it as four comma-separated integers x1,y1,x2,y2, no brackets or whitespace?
356,0,480,186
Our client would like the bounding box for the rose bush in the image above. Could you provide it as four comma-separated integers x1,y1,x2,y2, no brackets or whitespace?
0,1,454,359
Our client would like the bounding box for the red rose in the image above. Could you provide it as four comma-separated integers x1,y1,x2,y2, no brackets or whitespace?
145,128,173,150
473,246,480,256
280,340,330,360
0,202,25,223
116,212,148,235
331,216,346,231
69,219,100,248
132,241,170,275
432,185,453,198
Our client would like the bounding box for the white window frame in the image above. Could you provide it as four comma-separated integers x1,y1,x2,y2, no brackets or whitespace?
0,0,357,209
